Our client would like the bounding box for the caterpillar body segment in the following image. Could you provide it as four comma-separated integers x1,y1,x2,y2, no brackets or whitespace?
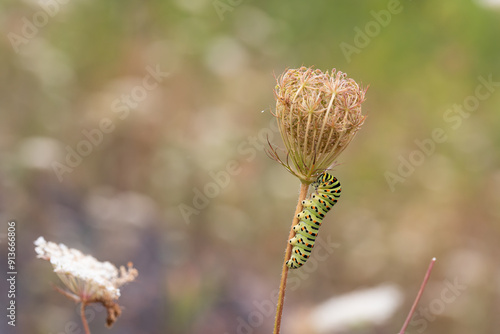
301,199,329,218
311,194,334,211
296,211,322,227
292,222,319,237
285,172,341,269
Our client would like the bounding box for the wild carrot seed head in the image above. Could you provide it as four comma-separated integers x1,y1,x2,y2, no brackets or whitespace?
270,66,367,182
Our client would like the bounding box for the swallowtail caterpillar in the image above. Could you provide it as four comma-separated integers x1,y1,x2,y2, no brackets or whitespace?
286,172,341,269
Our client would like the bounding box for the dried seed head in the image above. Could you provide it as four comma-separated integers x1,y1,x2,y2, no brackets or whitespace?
269,66,367,182
34,236,138,327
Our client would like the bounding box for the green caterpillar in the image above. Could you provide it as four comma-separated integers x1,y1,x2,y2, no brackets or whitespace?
286,172,341,269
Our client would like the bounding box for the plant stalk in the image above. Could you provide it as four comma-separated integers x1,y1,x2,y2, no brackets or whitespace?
81,302,91,334
399,257,437,334
273,182,309,334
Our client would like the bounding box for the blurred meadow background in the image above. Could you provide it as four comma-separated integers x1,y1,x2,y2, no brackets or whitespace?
1,0,500,333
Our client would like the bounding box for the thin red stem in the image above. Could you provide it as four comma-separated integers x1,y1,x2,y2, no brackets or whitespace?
81,302,91,334
399,257,437,334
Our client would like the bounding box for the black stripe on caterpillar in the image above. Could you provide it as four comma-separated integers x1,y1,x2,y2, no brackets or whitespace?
286,172,341,269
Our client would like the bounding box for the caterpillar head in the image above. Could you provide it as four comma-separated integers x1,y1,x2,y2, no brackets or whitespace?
316,173,327,184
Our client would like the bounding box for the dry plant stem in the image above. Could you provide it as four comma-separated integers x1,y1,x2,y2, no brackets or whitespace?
81,302,91,334
273,182,310,334
399,257,437,334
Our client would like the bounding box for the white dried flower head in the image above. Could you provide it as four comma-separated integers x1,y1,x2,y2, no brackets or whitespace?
34,236,138,327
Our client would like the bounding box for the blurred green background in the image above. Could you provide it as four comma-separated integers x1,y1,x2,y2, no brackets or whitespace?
1,0,500,333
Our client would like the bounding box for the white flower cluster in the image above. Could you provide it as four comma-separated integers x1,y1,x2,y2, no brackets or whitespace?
34,236,137,301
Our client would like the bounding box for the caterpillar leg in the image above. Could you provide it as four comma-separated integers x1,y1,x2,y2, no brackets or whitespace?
289,235,316,249
286,244,312,269
286,256,303,269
